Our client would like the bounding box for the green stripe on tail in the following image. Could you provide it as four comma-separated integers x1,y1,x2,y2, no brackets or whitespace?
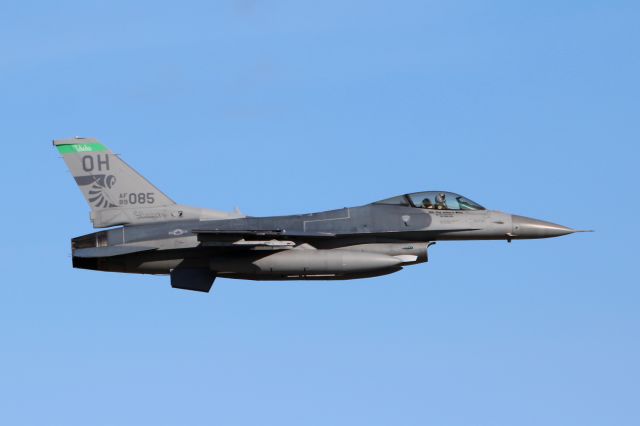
57,143,108,154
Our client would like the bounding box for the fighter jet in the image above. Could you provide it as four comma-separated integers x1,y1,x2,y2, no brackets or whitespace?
54,138,587,292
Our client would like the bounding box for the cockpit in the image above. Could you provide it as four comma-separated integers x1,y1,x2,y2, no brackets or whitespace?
374,191,485,211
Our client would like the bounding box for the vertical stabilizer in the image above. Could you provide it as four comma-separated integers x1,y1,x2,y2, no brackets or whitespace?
54,138,175,211
54,137,243,228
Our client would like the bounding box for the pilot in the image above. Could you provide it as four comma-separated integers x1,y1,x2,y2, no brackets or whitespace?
421,198,434,209
436,193,448,210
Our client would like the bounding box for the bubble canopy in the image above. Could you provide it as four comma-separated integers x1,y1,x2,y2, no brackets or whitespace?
373,191,486,211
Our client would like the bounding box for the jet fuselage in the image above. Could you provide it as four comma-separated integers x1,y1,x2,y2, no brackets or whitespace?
55,138,584,293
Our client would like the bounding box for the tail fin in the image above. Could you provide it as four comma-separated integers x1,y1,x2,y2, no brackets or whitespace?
54,137,175,210
55,137,243,228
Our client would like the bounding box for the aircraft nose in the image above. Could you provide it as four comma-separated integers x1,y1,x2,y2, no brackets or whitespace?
511,215,576,239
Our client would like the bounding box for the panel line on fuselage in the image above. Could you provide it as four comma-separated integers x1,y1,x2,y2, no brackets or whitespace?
302,208,351,232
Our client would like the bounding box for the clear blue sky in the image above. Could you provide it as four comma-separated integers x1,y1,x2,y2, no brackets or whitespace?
1,1,638,425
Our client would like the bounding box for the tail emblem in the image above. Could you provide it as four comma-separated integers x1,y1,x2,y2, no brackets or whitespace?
75,174,118,208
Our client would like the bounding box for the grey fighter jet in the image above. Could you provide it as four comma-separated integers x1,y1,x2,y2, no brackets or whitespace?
55,138,587,293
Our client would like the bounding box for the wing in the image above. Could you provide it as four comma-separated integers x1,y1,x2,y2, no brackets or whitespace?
192,229,335,250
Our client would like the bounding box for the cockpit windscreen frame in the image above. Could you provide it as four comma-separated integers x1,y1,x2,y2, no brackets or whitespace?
374,192,486,211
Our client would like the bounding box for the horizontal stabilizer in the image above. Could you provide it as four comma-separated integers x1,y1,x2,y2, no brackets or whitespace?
74,245,157,258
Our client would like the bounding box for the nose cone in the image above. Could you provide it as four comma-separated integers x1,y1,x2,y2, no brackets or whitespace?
511,215,576,239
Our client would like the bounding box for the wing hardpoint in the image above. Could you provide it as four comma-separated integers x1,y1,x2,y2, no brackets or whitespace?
54,138,175,211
